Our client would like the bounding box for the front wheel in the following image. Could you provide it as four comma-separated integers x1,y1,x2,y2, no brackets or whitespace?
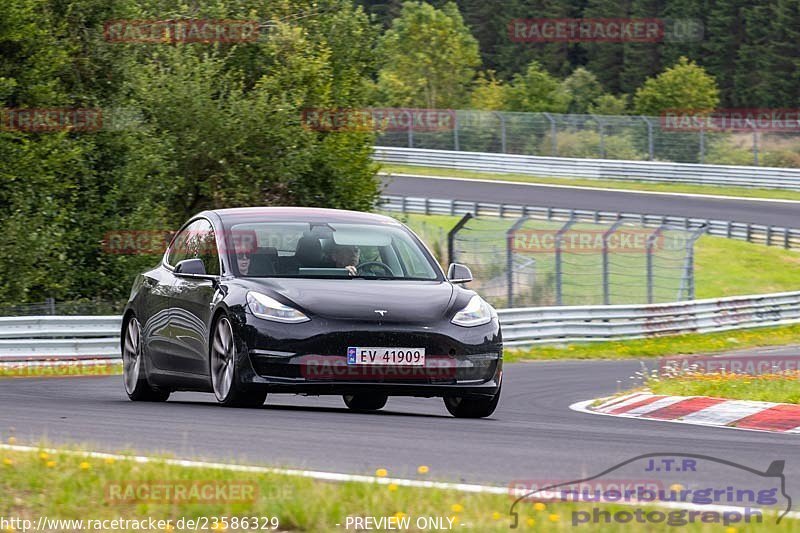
343,394,388,411
210,316,267,408
443,388,500,418
122,316,169,402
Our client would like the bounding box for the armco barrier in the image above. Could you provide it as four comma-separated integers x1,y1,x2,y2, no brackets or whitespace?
2,290,800,355
378,194,800,250
374,147,800,191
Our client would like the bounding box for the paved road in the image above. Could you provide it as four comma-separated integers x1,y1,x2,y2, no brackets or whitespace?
1,361,796,506
381,174,800,228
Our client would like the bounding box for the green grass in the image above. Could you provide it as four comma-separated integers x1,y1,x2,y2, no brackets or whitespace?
505,324,800,362
694,236,800,298
0,444,794,532
380,163,800,202
647,371,800,404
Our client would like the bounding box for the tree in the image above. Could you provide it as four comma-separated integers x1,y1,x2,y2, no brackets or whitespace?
633,57,719,115
376,1,481,108
469,71,508,110
562,67,604,114
0,0,381,306
588,94,628,115
506,60,569,113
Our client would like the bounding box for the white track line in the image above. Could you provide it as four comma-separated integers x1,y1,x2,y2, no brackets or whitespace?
1,443,796,521
380,172,800,204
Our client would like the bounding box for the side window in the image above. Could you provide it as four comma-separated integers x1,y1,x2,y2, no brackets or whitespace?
166,223,194,267
394,238,434,278
166,219,220,275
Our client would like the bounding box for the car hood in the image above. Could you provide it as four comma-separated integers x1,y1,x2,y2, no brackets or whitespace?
241,278,456,323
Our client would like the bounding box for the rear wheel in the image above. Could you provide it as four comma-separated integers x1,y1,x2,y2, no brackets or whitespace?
122,316,170,402
443,388,500,418
343,393,388,412
210,316,267,408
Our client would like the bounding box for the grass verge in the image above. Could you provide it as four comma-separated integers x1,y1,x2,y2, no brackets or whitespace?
0,444,793,532
646,371,800,404
505,324,800,362
380,164,800,202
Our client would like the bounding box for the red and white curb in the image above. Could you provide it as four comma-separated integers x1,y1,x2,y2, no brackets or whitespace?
571,392,800,434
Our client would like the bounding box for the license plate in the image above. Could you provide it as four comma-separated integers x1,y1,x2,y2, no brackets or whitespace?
347,347,425,366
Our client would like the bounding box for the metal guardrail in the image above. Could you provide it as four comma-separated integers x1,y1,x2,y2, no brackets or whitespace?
0,316,120,359
378,194,800,250
2,290,799,355
497,290,800,346
374,147,800,191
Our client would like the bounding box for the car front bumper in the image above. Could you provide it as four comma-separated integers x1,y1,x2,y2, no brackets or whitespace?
234,311,503,398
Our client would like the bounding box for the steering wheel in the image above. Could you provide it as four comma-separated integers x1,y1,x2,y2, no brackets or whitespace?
356,261,395,277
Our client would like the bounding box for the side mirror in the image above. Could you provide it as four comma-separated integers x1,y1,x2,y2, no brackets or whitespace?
175,258,207,276
447,263,473,284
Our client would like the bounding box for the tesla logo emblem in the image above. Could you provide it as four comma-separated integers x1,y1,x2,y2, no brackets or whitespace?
374,310,388,317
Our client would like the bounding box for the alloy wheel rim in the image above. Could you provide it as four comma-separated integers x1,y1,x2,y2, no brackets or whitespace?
122,318,141,395
211,318,235,401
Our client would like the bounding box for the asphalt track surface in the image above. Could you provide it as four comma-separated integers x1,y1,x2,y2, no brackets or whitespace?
1,355,797,505
380,174,800,228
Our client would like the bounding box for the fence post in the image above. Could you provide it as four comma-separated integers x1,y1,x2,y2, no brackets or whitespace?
453,112,460,152
753,129,759,166
495,112,507,154
555,217,576,305
506,216,529,308
593,115,606,158
447,213,473,266
699,125,705,164
641,116,654,160
46,297,56,316
646,225,667,304
406,109,414,148
785,228,790,249
543,113,557,155
602,220,625,305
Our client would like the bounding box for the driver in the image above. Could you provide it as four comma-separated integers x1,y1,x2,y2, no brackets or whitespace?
330,244,360,276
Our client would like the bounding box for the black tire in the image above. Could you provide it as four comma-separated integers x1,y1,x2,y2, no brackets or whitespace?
343,393,388,411
210,315,267,408
122,316,170,402
443,388,500,418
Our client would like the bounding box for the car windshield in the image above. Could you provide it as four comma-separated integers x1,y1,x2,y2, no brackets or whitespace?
226,221,441,280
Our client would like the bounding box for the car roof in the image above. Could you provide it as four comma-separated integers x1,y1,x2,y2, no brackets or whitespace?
206,207,401,225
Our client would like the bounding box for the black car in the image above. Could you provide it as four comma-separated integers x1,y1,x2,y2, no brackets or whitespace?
121,207,502,417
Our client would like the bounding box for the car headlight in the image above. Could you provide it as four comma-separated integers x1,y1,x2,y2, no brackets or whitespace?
247,291,309,323
451,295,494,327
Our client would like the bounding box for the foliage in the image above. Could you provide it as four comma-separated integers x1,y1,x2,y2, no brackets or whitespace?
505,61,569,113
633,57,720,115
0,0,380,305
375,1,481,108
